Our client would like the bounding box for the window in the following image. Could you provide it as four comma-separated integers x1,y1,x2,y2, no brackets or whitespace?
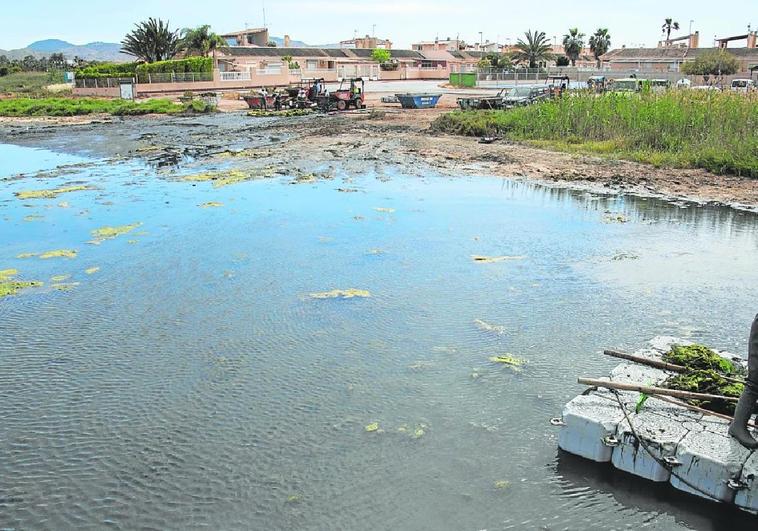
306,60,318,70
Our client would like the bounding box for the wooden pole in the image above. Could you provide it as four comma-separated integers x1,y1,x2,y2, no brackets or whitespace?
647,394,757,427
578,377,739,403
604,349,686,372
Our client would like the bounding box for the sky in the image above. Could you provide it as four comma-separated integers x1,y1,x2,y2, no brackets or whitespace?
1,0,755,50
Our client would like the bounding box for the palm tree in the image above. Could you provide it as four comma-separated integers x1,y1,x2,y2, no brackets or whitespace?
562,28,585,66
662,18,680,43
180,25,226,69
180,25,226,56
589,28,611,68
121,18,179,63
513,30,554,69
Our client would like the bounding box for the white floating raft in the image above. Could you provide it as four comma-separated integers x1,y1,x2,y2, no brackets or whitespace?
557,337,758,514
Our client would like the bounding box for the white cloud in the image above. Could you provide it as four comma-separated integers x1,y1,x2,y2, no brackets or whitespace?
277,0,465,15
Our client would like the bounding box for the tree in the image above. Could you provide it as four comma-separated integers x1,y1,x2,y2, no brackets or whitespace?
121,18,179,63
371,48,391,63
562,28,585,66
589,28,611,68
556,55,570,67
680,49,739,83
483,52,512,69
49,53,66,70
513,30,554,69
662,18,680,43
180,25,225,57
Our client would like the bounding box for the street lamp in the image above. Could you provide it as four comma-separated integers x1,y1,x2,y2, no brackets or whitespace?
479,31,483,50
689,20,694,36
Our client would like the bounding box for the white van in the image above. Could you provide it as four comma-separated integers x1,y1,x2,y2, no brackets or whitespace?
731,79,755,92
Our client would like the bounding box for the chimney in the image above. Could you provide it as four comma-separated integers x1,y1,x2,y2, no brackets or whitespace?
284,35,291,47
748,32,757,48
689,31,699,48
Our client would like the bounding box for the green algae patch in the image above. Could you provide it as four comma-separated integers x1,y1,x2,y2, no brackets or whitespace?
494,480,511,490
85,267,100,275
285,495,302,504
0,269,43,298
182,170,267,188
18,249,78,259
374,207,395,213
23,214,44,222
310,289,371,299
665,369,743,415
663,344,738,374
50,274,70,282
89,223,142,244
489,355,526,371
0,269,19,281
365,422,380,433
15,185,93,200
661,343,745,415
472,255,525,264
474,319,506,334
199,201,224,208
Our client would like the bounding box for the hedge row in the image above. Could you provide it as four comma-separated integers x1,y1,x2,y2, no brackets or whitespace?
135,57,212,75
76,58,213,80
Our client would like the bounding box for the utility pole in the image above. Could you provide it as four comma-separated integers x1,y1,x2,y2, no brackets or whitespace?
372,24,376,38
262,0,267,28
479,31,483,50
689,20,694,36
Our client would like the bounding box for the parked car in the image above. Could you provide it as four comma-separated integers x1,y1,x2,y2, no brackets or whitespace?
731,79,756,92
457,88,510,110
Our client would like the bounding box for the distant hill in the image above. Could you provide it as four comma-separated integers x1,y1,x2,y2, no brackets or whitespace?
1,40,130,62
0,35,344,63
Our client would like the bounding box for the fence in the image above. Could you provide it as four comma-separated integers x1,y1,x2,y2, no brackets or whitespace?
75,72,214,87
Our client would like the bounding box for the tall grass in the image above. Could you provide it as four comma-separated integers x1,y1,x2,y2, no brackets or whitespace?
0,97,215,117
0,71,65,96
433,90,758,177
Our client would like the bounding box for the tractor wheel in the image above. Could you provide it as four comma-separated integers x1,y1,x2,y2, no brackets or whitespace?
336,100,347,111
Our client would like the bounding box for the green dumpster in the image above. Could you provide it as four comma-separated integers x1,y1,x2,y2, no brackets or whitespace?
449,72,477,87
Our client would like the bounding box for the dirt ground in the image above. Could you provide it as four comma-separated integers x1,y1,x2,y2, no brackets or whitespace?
1,92,756,211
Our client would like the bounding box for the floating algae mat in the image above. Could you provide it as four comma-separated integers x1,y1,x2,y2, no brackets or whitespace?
0,269,43,298
15,185,94,200
89,223,142,244
199,201,224,208
310,289,371,299
84,267,100,275
17,249,77,259
489,354,526,370
182,169,275,188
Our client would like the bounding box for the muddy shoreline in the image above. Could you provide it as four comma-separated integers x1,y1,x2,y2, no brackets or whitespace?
1,105,756,212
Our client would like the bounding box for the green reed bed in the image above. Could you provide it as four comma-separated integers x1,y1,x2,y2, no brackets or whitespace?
433,90,758,177
0,97,214,117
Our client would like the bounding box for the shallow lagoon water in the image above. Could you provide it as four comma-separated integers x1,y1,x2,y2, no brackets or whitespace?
2,141,758,530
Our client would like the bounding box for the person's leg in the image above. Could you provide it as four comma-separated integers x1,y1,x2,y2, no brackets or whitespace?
730,315,758,448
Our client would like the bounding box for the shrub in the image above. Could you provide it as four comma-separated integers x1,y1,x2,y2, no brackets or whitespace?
555,56,570,67
371,49,391,63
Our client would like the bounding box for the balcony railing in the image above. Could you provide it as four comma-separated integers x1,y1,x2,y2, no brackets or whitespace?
220,71,251,82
